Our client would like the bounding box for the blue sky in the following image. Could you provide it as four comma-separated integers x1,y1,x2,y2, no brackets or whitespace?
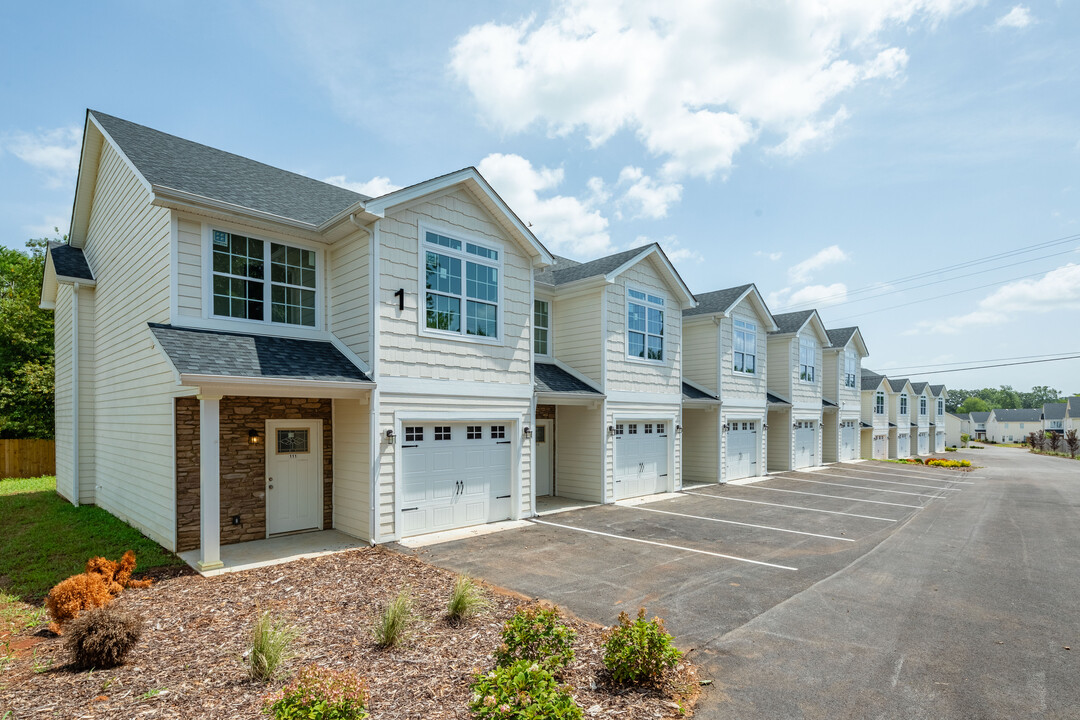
1,1,1078,393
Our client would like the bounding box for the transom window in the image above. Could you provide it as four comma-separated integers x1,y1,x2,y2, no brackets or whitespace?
900,394,908,415
844,351,857,388
534,300,550,356
405,427,423,442
627,288,664,361
491,425,506,439
212,230,317,327
424,230,500,339
434,426,452,441
799,336,816,383
467,426,483,440
920,396,928,416
734,319,756,374
875,392,885,414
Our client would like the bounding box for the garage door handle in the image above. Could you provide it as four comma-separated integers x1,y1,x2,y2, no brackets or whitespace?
496,494,510,499
496,441,512,445
402,444,418,448
402,507,418,512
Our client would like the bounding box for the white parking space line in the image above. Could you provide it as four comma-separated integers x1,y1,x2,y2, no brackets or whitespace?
733,485,925,508
841,467,974,485
530,519,798,571
789,471,961,491
778,476,945,498
680,491,898,522
619,503,856,542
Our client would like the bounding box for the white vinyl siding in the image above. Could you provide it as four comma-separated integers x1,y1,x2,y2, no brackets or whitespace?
767,408,792,471
53,285,73,501
681,408,719,483
553,404,604,502
606,261,682,395
176,218,202,318
681,320,718,395
328,228,371,364
332,398,372,541
552,289,602,384
534,299,550,356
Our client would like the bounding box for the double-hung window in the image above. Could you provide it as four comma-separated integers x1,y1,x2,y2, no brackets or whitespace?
844,351,857,388
733,319,756,374
423,231,500,339
212,230,317,327
627,289,664,361
900,394,908,415
937,398,944,416
875,391,885,415
799,336,816,383
920,396,927,416
534,300,550,356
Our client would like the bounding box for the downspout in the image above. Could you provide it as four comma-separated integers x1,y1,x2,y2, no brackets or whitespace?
71,283,80,507
351,213,381,545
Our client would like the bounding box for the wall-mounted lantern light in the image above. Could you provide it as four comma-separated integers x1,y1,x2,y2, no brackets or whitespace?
385,428,396,445
721,423,729,432
523,426,532,439
248,429,261,446
675,424,683,434
793,422,800,429
763,423,769,430
607,425,616,437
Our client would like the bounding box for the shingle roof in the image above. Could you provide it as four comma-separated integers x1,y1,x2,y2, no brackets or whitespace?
534,363,602,395
767,392,791,405
861,369,886,391
48,242,94,280
970,412,991,423
888,378,910,393
1043,402,1067,420
823,398,838,408
825,326,857,348
92,111,365,227
909,382,929,394
1068,396,1080,415
148,324,371,383
683,284,753,317
682,382,718,402
861,421,872,429
770,310,815,335
929,384,945,395
992,408,1042,422
534,246,647,286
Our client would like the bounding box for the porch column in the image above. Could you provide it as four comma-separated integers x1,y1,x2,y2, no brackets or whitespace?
197,394,224,571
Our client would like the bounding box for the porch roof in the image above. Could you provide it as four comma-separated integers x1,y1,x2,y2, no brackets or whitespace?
149,324,372,384
682,381,719,402
767,391,791,406
534,362,602,396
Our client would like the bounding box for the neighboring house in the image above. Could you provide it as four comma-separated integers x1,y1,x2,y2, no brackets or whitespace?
986,408,1042,443
885,378,914,458
970,411,990,440
1068,397,1080,433
944,412,971,448
860,369,890,460
1042,402,1066,435
766,310,830,471
681,284,777,483
908,382,932,456
929,384,947,452
533,246,696,503
822,326,869,463
42,110,556,571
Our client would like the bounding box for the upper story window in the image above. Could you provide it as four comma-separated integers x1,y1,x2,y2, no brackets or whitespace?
534,300,550,356
212,230,317,327
920,395,928,416
937,398,944,416
900,393,908,415
627,288,664,361
844,351,857,388
799,336,816,383
423,231,500,339
875,391,885,415
733,319,756,374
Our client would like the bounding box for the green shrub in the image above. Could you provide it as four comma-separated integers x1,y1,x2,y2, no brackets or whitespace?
446,575,490,625
65,605,142,669
494,606,576,672
602,608,682,685
470,660,582,719
373,589,414,649
264,664,369,719
250,611,299,681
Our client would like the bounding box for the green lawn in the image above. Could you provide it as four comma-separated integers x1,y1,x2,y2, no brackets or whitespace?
0,476,182,602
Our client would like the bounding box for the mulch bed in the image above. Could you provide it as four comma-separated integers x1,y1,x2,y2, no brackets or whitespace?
0,547,698,719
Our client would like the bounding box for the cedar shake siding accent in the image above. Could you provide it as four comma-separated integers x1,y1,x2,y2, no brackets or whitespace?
175,396,333,552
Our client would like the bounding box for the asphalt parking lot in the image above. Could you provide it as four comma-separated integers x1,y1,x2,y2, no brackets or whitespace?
401,449,1080,718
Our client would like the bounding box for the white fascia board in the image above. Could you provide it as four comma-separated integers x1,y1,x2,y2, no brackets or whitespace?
180,374,375,397
682,399,720,409
55,275,97,287
733,285,780,332
377,377,535,399
804,311,831,345
606,390,683,405
605,245,697,308
151,186,327,240
68,114,107,246
849,328,870,358
535,392,604,407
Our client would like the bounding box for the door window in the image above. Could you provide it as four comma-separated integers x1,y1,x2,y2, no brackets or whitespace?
276,429,310,453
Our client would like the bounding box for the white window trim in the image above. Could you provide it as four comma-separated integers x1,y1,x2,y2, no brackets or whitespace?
733,318,757,375
844,351,857,388
624,286,667,365
799,336,817,384
920,395,928,416
416,221,505,347
900,393,908,416
534,298,552,358
875,392,885,415
201,221,325,335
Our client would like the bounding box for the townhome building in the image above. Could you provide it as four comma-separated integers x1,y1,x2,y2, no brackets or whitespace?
860,369,890,459
766,310,829,471
42,111,559,571
1042,402,1066,436
944,411,971,448
986,408,1042,443
681,284,776,483
970,411,990,440
908,382,932,456
929,385,947,452
885,378,914,458
1069,397,1080,433
822,327,869,463
533,246,695,504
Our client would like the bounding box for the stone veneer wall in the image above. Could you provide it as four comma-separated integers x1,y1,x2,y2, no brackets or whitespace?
176,397,333,553
536,404,556,420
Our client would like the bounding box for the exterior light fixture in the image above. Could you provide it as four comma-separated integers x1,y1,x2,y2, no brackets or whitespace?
248,429,261,445
385,428,396,445
793,422,800,429
676,424,683,434
607,425,616,437
763,423,769,430
523,426,533,439
721,423,729,432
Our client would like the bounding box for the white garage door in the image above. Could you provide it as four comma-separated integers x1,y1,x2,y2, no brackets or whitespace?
614,421,669,500
918,432,929,455
794,421,817,469
936,431,946,451
400,423,512,537
873,434,888,459
898,433,910,458
840,421,858,461
725,421,758,481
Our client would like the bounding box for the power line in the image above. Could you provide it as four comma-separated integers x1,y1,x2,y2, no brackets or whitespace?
891,354,1080,376
884,351,1080,373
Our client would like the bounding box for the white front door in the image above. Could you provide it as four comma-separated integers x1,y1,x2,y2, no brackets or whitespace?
918,432,929,455
400,422,513,537
873,434,887,459
725,421,758,480
936,431,946,451
898,434,910,457
266,420,323,536
841,422,857,460
794,421,817,469
614,421,670,499
535,420,554,496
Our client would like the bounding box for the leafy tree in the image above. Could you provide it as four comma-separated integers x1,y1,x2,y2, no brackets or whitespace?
0,239,54,438
1020,386,1061,409
945,389,968,413
957,397,990,414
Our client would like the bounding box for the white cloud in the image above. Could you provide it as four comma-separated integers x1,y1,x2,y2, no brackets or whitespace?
768,283,848,309
2,126,82,189
323,174,402,197
616,167,682,219
788,244,850,283
995,5,1034,29
755,250,784,261
451,1,975,179
629,234,703,266
25,213,70,239
477,153,612,257
910,263,1080,334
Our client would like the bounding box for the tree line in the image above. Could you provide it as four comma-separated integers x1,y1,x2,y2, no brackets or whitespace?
945,385,1074,415
0,239,54,438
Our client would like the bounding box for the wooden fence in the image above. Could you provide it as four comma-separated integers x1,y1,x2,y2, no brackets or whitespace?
0,439,56,480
